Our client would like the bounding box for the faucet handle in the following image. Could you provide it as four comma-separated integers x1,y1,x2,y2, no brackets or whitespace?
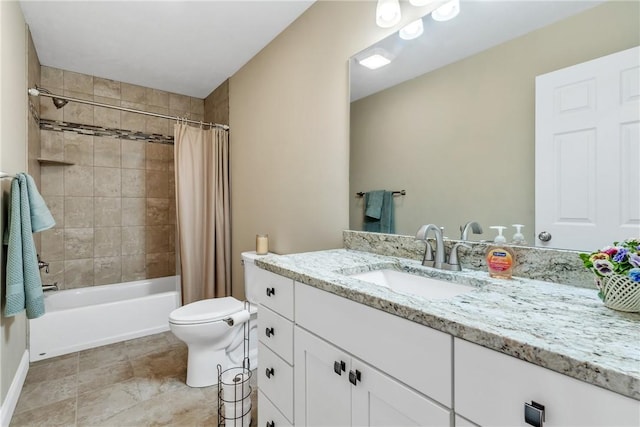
447,243,472,270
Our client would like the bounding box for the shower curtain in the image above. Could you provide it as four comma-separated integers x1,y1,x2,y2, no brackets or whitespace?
174,123,231,304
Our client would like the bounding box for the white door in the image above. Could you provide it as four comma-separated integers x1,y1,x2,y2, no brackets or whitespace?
535,46,640,251
351,358,451,427
294,327,351,427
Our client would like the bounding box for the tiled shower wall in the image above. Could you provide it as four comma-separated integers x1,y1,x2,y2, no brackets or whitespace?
38,66,204,289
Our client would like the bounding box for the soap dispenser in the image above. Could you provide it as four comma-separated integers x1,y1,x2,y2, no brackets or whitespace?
511,224,527,245
486,226,515,279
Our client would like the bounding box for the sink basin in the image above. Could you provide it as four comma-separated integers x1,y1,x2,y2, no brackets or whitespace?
350,269,474,300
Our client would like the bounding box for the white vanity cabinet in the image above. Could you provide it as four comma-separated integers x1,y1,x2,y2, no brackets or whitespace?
294,282,452,427
256,269,295,426
454,338,640,427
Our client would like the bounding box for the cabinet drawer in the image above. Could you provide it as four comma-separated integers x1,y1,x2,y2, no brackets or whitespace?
455,338,640,426
295,283,452,407
258,390,293,427
259,306,294,364
259,342,294,422
256,269,294,320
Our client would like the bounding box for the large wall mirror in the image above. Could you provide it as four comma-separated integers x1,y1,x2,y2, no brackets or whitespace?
349,0,639,250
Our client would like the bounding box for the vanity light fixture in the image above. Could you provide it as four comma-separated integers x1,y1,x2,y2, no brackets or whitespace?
376,0,402,28
399,18,424,40
432,0,460,22
358,53,392,70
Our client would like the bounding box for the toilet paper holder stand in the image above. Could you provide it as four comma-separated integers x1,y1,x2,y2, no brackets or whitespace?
217,301,252,427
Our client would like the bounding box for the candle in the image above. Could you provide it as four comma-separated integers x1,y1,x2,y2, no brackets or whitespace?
256,234,269,255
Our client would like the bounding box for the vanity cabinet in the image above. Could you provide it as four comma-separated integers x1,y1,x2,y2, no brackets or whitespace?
256,269,295,426
455,338,640,426
295,326,450,426
294,282,452,426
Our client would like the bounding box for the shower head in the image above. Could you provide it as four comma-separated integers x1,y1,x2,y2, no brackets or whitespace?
28,86,69,109
52,97,68,109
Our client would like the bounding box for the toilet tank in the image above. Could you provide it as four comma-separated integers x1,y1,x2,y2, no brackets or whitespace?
241,251,270,304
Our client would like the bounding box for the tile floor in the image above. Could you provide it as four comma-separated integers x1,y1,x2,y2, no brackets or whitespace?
10,332,257,426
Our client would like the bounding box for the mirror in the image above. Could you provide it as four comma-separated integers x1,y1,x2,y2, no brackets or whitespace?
349,0,639,249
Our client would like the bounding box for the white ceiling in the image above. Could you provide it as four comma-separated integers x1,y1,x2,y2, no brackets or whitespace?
350,0,605,101
20,0,315,98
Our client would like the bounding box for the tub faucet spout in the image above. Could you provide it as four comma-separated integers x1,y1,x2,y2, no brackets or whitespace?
42,282,58,292
415,224,445,269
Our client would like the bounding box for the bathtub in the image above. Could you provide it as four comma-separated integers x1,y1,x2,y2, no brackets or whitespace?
29,276,181,362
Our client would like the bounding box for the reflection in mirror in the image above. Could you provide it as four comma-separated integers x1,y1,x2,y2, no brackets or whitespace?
349,0,640,250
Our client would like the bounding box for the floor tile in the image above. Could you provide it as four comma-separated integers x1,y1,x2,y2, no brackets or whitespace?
24,354,78,385
9,396,76,427
76,378,143,425
78,341,127,372
77,359,134,394
14,374,78,414
123,333,171,359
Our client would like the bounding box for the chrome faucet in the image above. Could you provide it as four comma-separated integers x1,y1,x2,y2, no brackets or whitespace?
37,254,49,273
460,221,483,241
415,224,446,269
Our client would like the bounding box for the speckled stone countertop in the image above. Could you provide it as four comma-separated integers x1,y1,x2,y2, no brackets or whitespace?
255,249,640,400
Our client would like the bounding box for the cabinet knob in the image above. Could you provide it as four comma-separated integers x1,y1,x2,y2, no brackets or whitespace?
333,360,346,376
266,287,275,297
266,422,275,427
524,401,546,427
265,327,275,338
265,367,275,379
348,369,361,386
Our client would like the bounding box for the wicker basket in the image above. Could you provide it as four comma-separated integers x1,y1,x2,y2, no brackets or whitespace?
595,275,640,313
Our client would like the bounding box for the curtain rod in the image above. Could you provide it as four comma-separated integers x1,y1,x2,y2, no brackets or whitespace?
27,87,229,131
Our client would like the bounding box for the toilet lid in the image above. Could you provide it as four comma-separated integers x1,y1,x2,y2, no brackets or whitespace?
169,297,244,324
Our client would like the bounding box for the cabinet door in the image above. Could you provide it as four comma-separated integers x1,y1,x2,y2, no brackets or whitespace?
295,327,351,427
455,338,640,426
351,358,452,427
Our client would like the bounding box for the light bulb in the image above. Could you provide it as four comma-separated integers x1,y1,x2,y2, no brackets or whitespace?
376,0,402,28
399,18,424,40
432,0,460,22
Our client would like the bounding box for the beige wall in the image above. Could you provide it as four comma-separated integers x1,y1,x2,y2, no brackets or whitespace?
1,0,29,406
350,0,640,242
228,1,435,298
37,67,205,289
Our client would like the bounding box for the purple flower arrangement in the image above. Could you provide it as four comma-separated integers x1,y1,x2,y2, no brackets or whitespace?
580,239,640,279
580,239,640,302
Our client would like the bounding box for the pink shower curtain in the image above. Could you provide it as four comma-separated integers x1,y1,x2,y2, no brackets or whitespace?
174,123,231,304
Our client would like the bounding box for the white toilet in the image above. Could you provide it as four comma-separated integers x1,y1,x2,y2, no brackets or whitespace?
169,252,264,387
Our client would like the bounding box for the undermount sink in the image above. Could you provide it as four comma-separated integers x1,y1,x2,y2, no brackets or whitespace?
350,269,474,300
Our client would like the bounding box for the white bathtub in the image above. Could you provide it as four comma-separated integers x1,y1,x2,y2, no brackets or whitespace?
29,276,181,362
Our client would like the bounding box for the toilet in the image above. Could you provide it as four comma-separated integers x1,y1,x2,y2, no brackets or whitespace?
169,251,265,387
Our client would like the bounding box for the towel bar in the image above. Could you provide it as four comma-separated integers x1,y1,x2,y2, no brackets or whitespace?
0,171,16,179
356,190,406,197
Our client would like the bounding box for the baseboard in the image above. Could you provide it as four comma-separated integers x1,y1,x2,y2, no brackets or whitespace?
0,350,29,427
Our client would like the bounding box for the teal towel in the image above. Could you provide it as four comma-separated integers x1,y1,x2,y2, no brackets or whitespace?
365,190,384,219
4,174,46,319
25,173,55,232
363,191,395,234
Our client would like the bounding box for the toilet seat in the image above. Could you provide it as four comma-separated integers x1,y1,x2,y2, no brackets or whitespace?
169,297,244,325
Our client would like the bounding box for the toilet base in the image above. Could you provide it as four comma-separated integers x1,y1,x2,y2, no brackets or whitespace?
186,346,226,388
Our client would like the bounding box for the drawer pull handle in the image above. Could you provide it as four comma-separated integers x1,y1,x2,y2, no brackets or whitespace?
334,360,346,376
524,401,545,427
266,287,275,297
265,327,275,337
348,369,361,386
266,422,275,427
265,367,275,379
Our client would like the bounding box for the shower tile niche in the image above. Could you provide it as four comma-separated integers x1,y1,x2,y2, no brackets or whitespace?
38,66,203,289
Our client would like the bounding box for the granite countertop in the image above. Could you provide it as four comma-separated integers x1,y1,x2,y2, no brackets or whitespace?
255,249,640,400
